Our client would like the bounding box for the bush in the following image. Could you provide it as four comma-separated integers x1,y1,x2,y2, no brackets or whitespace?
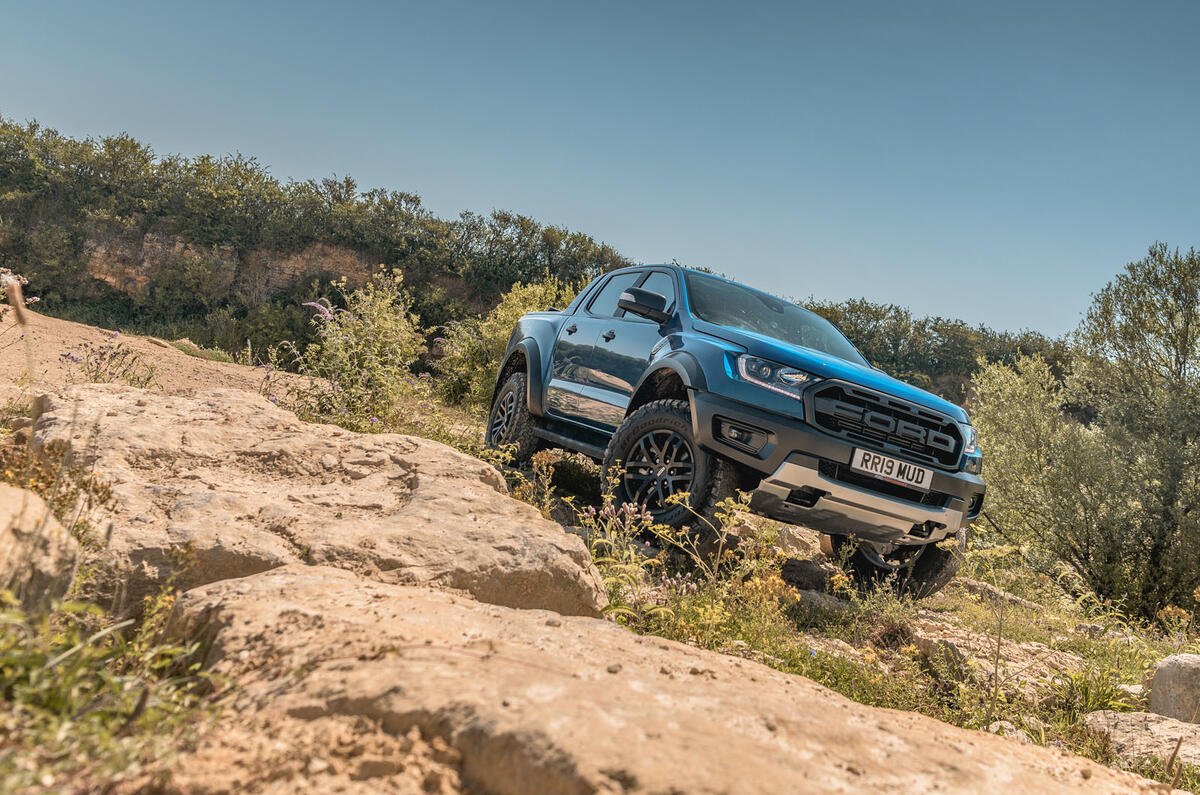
971,244,1200,619
276,270,426,431
436,277,580,409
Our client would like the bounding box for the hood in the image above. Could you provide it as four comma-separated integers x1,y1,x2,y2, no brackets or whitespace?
693,320,969,423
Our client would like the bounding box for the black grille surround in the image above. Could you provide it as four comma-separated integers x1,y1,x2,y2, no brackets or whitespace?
817,460,950,508
805,381,963,470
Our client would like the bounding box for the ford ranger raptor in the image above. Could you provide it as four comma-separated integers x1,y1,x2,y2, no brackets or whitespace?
485,265,985,595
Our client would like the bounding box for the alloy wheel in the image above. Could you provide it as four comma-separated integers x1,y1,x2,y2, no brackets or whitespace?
621,429,695,512
489,390,517,444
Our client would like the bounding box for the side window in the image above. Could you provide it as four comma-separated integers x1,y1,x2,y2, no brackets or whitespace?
639,271,676,312
587,272,642,316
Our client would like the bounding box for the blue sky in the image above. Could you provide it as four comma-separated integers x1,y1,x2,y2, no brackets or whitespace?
2,0,1197,336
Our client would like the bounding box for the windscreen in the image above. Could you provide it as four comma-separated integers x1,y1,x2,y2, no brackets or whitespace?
684,272,869,366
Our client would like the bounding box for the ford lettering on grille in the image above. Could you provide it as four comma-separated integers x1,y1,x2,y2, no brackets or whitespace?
810,382,962,468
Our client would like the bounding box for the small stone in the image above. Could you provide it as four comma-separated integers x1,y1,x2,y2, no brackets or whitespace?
545,618,562,627
307,758,330,774
319,454,338,469
780,558,839,591
343,464,373,479
987,720,1032,743
1149,654,1200,723
1117,683,1145,701
913,633,969,682
607,663,622,674
1022,715,1048,735
1072,623,1104,639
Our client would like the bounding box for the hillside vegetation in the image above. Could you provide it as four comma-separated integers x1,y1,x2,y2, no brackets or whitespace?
0,117,1062,403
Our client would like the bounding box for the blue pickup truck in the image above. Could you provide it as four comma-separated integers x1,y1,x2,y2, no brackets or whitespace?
485,264,985,595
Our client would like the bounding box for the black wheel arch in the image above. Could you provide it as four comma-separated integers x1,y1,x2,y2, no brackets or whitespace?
492,338,545,416
626,352,707,418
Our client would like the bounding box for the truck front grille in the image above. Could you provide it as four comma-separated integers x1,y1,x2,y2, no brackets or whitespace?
809,382,962,469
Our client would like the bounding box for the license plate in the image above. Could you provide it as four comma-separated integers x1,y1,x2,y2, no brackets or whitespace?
850,449,933,491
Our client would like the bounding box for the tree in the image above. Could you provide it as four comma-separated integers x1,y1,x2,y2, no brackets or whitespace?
1071,243,1200,611
973,244,1200,617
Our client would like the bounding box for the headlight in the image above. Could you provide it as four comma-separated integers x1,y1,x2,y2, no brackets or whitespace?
959,423,979,455
735,355,819,400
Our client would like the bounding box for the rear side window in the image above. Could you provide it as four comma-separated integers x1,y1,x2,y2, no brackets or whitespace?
639,271,676,312
587,272,641,316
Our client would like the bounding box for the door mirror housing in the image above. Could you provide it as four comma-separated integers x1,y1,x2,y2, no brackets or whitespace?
618,287,671,324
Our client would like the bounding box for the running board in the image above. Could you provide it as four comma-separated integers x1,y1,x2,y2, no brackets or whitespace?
533,427,607,460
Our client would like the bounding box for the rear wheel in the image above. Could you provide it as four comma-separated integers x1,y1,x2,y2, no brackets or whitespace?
602,399,740,531
831,530,965,598
485,372,538,464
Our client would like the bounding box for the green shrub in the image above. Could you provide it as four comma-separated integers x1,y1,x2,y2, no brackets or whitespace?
436,277,580,409
271,270,426,431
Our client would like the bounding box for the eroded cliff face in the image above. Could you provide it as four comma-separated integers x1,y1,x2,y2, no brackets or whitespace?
83,231,373,297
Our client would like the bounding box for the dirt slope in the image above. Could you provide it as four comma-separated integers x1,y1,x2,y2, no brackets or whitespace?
0,310,268,402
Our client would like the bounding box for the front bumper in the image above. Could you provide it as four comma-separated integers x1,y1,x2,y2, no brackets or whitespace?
691,390,985,546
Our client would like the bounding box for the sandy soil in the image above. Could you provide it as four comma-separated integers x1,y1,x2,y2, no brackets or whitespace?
0,310,272,404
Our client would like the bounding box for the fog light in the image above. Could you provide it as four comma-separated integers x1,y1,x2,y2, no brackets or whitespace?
716,419,766,453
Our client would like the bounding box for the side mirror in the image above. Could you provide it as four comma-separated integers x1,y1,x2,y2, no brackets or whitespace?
618,287,671,324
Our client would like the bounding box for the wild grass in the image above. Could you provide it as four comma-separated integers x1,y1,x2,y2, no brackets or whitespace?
169,338,235,363
0,282,213,791
60,331,158,389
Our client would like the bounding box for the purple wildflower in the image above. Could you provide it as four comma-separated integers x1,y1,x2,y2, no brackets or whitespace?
369,417,379,423
302,301,333,320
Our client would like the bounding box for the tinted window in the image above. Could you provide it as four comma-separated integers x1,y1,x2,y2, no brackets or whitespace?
639,271,676,312
587,272,641,316
684,271,868,366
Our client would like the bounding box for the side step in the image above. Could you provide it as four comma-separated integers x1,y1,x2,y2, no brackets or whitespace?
533,426,608,461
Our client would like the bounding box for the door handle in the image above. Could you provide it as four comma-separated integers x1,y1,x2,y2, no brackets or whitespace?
565,324,578,335
602,329,617,342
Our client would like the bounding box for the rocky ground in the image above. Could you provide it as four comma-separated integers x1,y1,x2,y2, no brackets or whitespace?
1,310,1194,793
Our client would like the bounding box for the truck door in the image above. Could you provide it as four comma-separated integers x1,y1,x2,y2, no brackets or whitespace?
544,271,642,430
588,269,678,428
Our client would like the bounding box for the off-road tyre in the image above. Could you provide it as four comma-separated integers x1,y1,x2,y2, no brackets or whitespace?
485,372,539,464
601,399,742,531
831,529,965,599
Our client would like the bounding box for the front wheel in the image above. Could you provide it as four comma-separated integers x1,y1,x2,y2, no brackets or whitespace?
831,530,965,598
601,399,740,530
485,372,538,464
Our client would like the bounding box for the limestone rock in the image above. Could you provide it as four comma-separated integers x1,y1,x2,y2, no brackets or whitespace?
30,385,605,616
163,565,1160,794
1085,710,1200,768
1149,654,1200,724
780,556,839,592
950,577,1044,612
913,631,970,682
0,484,79,610
987,720,1033,743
